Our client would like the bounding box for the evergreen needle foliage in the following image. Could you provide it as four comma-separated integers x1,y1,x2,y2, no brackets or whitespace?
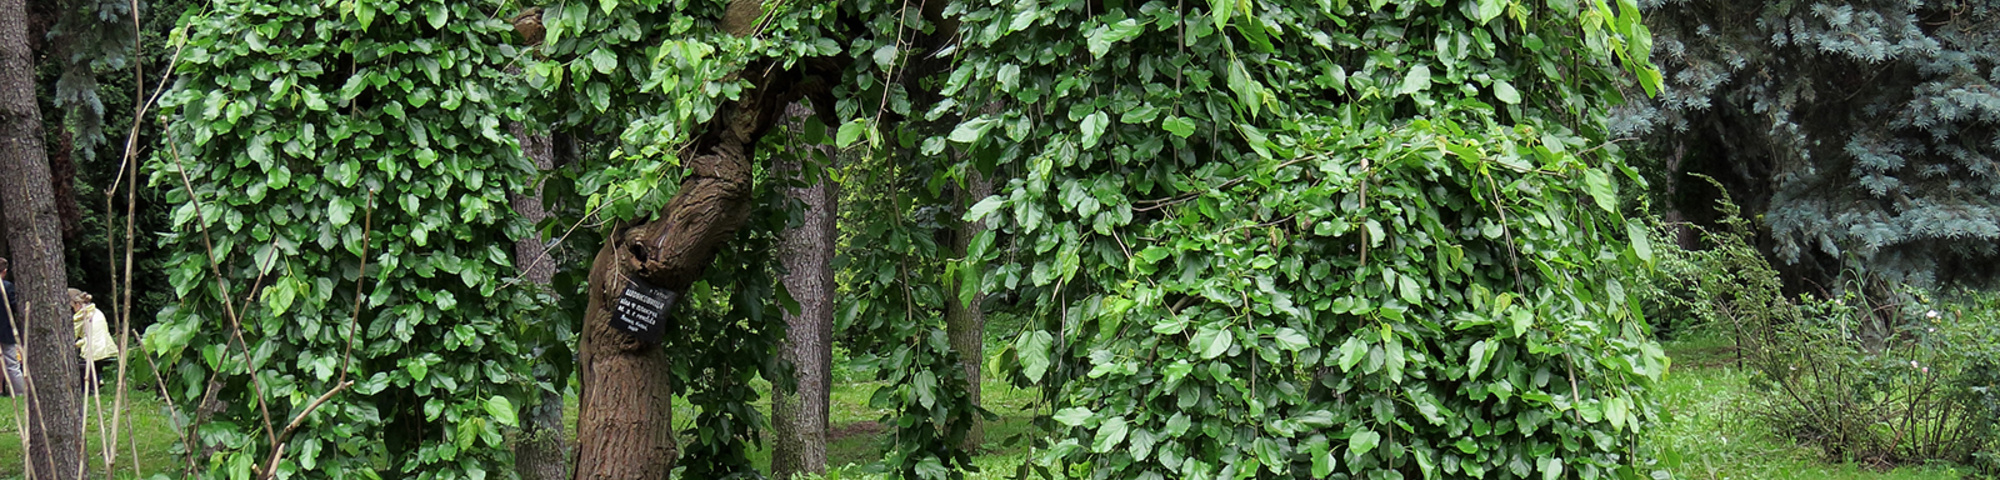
1625,0,2000,287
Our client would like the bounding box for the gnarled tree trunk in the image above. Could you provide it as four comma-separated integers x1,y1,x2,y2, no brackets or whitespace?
770,102,836,480
0,0,82,475
571,5,818,477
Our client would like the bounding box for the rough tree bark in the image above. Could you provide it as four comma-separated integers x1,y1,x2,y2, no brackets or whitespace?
944,168,991,452
1,194,10,258
49,129,80,240
770,102,836,480
570,2,826,477
508,122,569,480
0,0,82,475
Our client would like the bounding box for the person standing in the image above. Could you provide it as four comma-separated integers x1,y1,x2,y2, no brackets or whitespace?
1,257,24,396
70,288,113,395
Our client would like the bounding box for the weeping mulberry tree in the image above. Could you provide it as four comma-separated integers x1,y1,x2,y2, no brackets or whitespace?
144,1,547,477
1625,0,2000,287
947,0,1671,477
142,0,1670,478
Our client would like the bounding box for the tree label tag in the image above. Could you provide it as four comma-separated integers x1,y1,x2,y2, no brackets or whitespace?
611,277,677,344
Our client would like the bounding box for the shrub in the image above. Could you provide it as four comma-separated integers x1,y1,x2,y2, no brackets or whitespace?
1641,188,2000,470
1747,289,2000,470
1639,182,1793,343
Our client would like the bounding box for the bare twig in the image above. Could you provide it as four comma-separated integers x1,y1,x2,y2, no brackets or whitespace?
165,141,280,450
338,189,376,386
1132,157,1315,212
259,380,354,480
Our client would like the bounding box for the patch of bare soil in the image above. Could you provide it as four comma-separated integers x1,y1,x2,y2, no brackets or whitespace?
829,420,886,441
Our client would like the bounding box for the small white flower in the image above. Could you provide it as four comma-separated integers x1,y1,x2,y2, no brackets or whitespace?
1928,327,1937,333
1836,299,1845,306
1912,360,1921,369
1926,310,1940,319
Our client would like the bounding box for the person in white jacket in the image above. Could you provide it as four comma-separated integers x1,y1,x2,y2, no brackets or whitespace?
70,289,115,395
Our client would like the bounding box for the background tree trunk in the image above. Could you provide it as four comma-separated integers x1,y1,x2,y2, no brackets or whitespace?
49,129,79,240
945,168,991,452
771,102,835,480
508,122,569,480
0,0,82,475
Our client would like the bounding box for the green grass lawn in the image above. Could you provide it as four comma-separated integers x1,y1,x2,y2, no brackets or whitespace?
0,388,181,479
3,333,1986,479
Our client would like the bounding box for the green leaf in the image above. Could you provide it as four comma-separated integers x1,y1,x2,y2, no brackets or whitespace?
1339,336,1367,372
1584,168,1618,213
486,396,517,426
1227,59,1262,118
1093,416,1129,452
872,45,898,68
1193,326,1234,359
836,119,868,148
263,278,297,316
1162,116,1197,138
406,358,429,382
355,1,375,30
964,195,1005,222
1273,328,1309,352
1494,80,1521,104
1510,310,1533,338
949,117,996,144
1606,395,1629,432
589,49,617,74
1313,446,1336,478
268,165,292,190
1396,64,1433,96
914,455,948,480
1349,429,1381,455
328,196,356,226
1081,111,1110,148
1054,407,1094,427
1475,0,1505,24
425,3,448,29
248,133,274,168
1539,457,1565,480
1467,340,1491,379
1017,330,1055,382
1629,222,1653,263
913,370,938,409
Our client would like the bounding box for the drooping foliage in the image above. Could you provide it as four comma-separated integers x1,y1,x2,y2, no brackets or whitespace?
137,0,1674,478
835,137,994,478
144,1,548,477
1626,0,2000,287
940,0,1669,478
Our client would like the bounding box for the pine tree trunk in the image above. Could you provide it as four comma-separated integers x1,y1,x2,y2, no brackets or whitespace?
945,168,991,452
0,193,10,258
508,122,569,480
0,0,82,475
770,102,835,480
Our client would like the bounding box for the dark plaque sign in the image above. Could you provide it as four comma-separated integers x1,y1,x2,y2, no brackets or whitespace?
611,277,678,344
